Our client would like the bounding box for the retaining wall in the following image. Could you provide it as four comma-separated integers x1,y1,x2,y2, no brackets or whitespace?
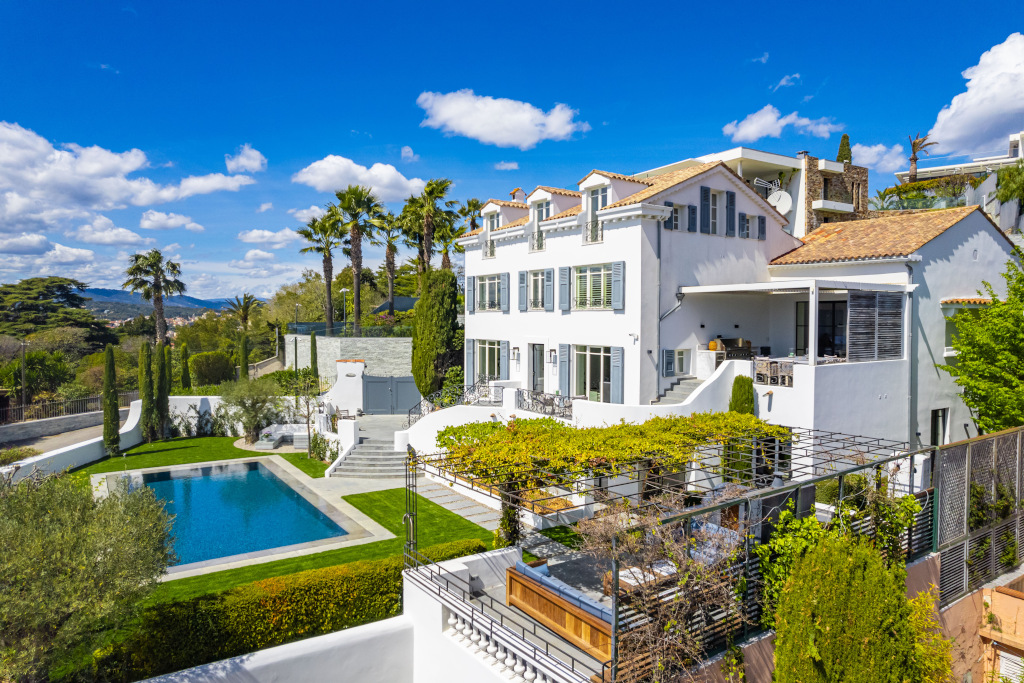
284,334,412,377
0,407,130,445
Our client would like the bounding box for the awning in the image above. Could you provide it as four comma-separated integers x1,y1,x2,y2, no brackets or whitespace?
677,278,915,296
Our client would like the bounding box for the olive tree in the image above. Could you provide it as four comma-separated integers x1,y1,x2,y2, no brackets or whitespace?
219,377,282,443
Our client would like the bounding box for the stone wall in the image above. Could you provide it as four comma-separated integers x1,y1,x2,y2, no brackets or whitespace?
802,155,870,233
284,334,412,377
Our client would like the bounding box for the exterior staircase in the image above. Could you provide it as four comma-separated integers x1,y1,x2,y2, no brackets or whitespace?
651,376,704,405
330,437,406,479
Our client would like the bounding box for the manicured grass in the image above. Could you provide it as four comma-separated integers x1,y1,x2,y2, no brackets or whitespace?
148,487,492,604
538,524,583,549
70,436,255,485
277,451,330,478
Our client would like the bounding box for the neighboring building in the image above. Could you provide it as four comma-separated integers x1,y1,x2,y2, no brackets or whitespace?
371,296,418,314
459,146,1016,445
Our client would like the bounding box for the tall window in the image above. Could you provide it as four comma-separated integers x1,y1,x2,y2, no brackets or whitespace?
486,214,499,231
574,345,611,402
529,270,545,309
709,192,719,234
534,200,551,222
795,301,848,357
739,215,751,239
477,340,501,382
589,187,608,214
477,275,500,310
574,264,613,309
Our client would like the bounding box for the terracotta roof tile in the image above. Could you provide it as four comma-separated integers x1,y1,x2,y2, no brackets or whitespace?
771,206,979,265
603,161,725,210
483,199,529,209
542,205,582,222
577,169,654,187
530,185,582,198
941,297,992,305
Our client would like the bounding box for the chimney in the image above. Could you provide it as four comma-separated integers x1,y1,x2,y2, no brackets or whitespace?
796,150,809,159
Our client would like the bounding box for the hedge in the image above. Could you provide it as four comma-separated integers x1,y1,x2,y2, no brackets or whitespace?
94,538,486,680
188,351,234,386
169,384,222,396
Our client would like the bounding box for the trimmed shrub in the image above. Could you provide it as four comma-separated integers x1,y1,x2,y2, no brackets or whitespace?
728,376,755,414
836,133,852,163
96,539,487,679
188,351,234,386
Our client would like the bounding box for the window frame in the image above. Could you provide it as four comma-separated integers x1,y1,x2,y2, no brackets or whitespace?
477,340,501,382
476,274,501,311
529,270,546,310
709,192,719,235
573,264,613,310
574,345,612,402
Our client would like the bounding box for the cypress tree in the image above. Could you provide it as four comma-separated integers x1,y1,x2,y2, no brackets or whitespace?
239,335,250,380
412,269,460,397
180,342,192,389
309,331,318,378
154,341,168,439
164,345,172,397
139,342,156,443
836,133,852,163
102,344,120,458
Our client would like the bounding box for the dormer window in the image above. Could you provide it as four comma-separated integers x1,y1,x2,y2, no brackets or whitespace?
534,200,551,222
486,214,499,231
589,187,608,215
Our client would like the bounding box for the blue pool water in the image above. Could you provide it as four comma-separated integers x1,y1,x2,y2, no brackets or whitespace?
142,462,347,566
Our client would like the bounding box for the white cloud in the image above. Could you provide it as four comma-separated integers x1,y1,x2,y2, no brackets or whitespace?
163,242,181,252
772,73,800,92
722,105,843,143
0,232,52,254
238,227,301,249
292,156,426,202
225,143,267,173
0,121,255,233
752,52,769,64
228,248,294,277
244,248,274,261
494,161,519,171
68,215,154,245
257,202,273,213
139,210,204,232
288,205,326,223
37,243,95,265
401,146,420,162
852,143,907,174
416,89,591,150
929,32,1024,156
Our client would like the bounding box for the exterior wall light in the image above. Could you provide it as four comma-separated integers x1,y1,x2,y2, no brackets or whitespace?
511,347,520,361
548,349,557,364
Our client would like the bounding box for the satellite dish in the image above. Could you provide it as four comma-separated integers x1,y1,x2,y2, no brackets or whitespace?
768,190,793,216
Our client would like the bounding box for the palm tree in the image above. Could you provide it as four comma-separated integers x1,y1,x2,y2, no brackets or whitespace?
436,220,467,270
459,198,483,233
414,178,458,268
297,214,346,335
907,133,938,183
370,212,404,316
997,160,1024,233
400,196,426,279
869,189,895,211
336,185,385,334
122,248,186,344
226,293,260,379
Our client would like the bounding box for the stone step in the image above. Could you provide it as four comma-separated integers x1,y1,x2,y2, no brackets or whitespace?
330,471,405,479
343,455,406,463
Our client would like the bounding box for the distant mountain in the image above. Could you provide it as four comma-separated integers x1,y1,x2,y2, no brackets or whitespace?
84,288,233,311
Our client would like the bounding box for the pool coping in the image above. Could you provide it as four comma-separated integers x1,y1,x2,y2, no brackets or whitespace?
91,456,396,580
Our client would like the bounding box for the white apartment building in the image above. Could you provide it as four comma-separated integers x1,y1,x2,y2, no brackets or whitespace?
459,150,1017,446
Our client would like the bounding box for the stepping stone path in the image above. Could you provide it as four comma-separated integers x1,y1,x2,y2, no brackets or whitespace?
417,481,502,531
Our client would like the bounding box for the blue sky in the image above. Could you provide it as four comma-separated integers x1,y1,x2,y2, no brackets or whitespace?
1,0,1022,298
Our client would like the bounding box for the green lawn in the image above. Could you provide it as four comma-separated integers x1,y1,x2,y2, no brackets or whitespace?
149,487,492,604
538,524,583,549
71,436,257,485
277,451,330,477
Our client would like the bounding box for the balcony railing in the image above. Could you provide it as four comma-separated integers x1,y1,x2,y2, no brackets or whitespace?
528,298,546,310
483,240,496,258
573,296,612,310
529,231,545,252
405,382,504,428
582,220,603,244
478,299,501,311
516,389,572,419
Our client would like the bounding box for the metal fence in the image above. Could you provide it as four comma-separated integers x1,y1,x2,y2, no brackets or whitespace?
0,390,139,425
937,429,1024,606
406,382,504,429
515,389,572,419
286,322,413,338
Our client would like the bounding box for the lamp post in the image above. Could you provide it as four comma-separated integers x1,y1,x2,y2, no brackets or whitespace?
20,340,27,410
293,304,299,379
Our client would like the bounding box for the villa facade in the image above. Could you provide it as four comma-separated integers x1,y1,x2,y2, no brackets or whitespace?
459,148,1017,446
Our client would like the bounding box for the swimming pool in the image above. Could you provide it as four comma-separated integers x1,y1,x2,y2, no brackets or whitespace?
141,461,348,566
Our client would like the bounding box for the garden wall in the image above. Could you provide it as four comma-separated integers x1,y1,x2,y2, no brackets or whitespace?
0,407,129,444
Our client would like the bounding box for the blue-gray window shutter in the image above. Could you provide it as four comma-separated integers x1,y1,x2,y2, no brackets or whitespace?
611,261,625,310
610,347,624,404
466,276,475,313
558,267,570,311
664,201,674,230
499,341,509,380
758,215,767,240
662,349,674,377
543,269,554,311
738,212,747,238
518,271,528,311
499,272,509,312
687,205,697,232
700,186,711,234
725,191,736,236
558,344,570,395
465,340,475,386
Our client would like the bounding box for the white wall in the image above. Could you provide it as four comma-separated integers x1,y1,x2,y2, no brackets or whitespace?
4,400,144,482
143,616,414,683
324,360,365,414
396,405,509,453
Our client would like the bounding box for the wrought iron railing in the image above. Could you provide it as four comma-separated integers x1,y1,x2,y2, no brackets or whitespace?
0,390,139,425
483,240,496,258
287,322,414,338
405,382,505,428
583,220,603,244
573,296,612,310
477,299,501,311
529,231,545,252
528,298,546,310
516,389,572,419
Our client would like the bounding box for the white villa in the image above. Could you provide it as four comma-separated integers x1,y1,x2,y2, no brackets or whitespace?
458,147,1017,447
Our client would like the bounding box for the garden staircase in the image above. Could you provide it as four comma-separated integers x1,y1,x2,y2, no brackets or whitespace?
330,438,406,479
651,376,703,405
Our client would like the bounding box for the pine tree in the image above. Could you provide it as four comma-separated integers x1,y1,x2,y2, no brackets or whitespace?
138,342,156,442
412,269,460,396
154,341,168,439
102,344,119,458
836,133,852,163
180,342,191,389
309,331,318,378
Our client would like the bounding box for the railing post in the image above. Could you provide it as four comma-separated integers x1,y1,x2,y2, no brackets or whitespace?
611,532,618,683
932,445,942,553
